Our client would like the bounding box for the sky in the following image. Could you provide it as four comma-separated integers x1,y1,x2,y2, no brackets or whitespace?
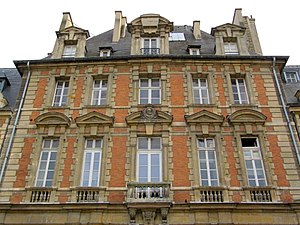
1,0,299,68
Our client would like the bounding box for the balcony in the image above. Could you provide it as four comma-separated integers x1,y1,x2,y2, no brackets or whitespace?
73,187,106,203
244,187,274,202
193,186,228,203
127,182,171,202
28,187,53,203
140,48,160,55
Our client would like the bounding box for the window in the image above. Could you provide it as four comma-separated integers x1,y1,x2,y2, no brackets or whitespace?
100,50,111,57
81,139,102,187
284,71,299,83
139,78,161,104
231,78,249,104
197,138,219,186
224,42,238,55
91,80,107,105
53,80,69,107
137,137,162,182
189,48,200,55
242,138,267,187
62,45,77,58
141,38,160,55
36,139,59,187
169,32,185,41
193,78,209,104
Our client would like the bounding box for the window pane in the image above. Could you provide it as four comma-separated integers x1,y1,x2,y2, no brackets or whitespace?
138,138,148,149
151,138,161,149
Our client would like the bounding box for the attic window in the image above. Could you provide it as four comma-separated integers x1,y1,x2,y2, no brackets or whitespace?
284,71,300,83
62,45,77,58
169,32,185,41
187,45,201,55
99,47,113,57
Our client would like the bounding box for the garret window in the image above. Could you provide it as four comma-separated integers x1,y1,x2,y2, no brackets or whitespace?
187,45,201,55
62,45,77,58
224,42,239,55
141,38,160,55
284,71,300,83
99,47,113,57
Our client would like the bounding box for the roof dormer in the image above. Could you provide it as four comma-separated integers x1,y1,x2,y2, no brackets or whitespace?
211,23,248,56
51,12,90,59
127,14,173,55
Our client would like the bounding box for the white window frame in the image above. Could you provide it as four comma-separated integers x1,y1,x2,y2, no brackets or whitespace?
141,38,160,55
284,71,300,83
192,78,210,104
62,45,77,58
91,79,107,105
100,50,111,57
242,137,267,187
189,48,200,55
137,137,162,182
52,80,69,107
81,139,102,187
197,138,219,186
231,78,249,104
139,78,161,104
224,42,239,55
35,139,59,187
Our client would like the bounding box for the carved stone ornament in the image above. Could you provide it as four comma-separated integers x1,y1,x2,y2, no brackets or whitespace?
141,106,158,121
128,208,137,224
161,208,169,224
142,210,156,225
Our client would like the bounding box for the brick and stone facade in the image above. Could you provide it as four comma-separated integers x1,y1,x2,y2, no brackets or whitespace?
0,9,300,225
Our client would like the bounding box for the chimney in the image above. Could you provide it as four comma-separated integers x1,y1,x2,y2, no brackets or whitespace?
232,8,243,26
113,11,126,42
59,12,73,31
193,21,201,39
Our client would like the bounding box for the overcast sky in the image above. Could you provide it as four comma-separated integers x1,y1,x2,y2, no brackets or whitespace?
1,0,299,68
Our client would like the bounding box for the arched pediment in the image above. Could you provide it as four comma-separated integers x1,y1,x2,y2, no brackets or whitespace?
35,112,70,126
185,110,224,125
128,14,173,34
75,111,114,126
228,109,267,124
126,106,172,125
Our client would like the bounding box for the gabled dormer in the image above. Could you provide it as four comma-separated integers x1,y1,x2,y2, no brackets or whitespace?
211,23,248,56
127,14,173,55
51,12,90,59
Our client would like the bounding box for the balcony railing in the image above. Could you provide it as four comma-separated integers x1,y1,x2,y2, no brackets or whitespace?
140,48,160,55
247,187,273,202
127,182,171,202
29,187,53,203
193,187,227,203
73,187,107,203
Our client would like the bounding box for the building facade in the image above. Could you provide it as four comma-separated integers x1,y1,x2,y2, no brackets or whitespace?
1,9,300,225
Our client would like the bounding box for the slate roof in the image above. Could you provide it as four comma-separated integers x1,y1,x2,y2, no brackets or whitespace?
0,68,22,111
86,25,215,57
282,65,300,105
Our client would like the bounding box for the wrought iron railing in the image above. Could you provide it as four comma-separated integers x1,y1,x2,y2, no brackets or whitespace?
127,182,171,202
140,48,160,55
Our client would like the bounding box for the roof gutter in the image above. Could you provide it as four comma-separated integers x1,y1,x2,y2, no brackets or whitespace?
0,61,32,184
272,57,300,165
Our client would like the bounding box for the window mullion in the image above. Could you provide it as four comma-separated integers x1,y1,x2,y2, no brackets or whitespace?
44,151,51,187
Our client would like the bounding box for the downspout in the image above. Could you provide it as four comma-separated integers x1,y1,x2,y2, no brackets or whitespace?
272,57,300,164
0,61,32,184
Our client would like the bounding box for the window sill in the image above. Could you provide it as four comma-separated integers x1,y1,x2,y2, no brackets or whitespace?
84,105,111,109
189,104,217,108
229,104,258,109
45,106,70,110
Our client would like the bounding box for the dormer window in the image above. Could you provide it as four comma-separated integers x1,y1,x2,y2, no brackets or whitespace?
99,47,113,57
0,77,10,92
141,38,160,55
284,71,300,83
62,45,77,58
187,45,201,55
224,42,238,55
